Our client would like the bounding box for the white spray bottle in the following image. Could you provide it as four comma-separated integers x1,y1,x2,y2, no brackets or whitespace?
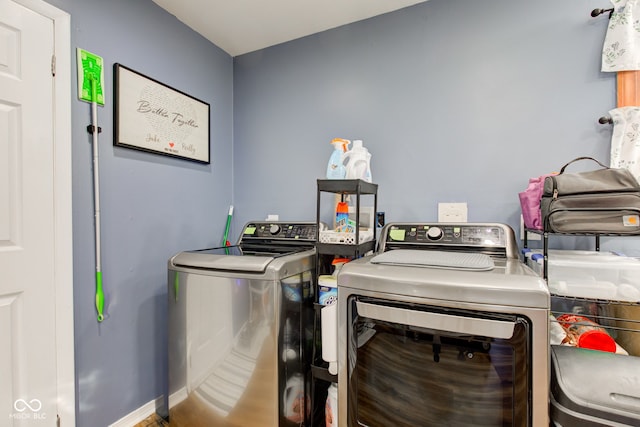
326,138,350,179
343,140,372,182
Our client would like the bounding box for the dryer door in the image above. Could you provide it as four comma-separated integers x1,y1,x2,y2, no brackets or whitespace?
346,296,532,427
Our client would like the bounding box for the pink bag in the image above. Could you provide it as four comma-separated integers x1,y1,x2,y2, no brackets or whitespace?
519,173,556,230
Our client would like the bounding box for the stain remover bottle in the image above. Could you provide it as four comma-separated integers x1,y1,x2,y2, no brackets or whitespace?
326,138,350,179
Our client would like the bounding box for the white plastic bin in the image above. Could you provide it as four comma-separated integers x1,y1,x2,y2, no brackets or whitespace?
546,252,640,302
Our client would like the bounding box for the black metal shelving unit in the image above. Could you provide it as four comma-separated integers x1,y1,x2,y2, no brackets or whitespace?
310,179,378,427
315,179,378,257
523,227,640,359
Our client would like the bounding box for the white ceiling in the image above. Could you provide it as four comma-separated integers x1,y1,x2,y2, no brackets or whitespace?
152,0,428,57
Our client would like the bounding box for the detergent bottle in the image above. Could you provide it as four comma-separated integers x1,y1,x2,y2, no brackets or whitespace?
335,200,350,232
326,138,350,179
343,140,372,182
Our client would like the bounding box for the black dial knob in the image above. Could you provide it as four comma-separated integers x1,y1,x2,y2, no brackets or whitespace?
426,226,443,241
269,224,281,235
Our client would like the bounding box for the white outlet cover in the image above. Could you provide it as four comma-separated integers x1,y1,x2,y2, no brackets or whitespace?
438,202,468,223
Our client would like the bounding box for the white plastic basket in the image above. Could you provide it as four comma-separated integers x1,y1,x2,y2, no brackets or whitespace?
319,229,373,245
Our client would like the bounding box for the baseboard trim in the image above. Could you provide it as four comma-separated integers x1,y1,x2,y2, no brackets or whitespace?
109,397,162,427
168,387,188,409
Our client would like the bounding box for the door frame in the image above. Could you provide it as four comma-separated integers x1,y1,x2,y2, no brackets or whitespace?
11,0,75,424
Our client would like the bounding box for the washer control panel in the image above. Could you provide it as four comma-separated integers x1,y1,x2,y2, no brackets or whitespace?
380,223,510,252
240,221,317,242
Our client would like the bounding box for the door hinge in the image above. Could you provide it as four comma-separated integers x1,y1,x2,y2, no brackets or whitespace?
51,54,56,77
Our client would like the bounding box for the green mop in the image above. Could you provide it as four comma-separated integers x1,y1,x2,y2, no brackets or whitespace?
78,48,105,322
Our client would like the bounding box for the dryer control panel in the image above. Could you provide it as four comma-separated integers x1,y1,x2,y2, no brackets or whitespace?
379,223,518,259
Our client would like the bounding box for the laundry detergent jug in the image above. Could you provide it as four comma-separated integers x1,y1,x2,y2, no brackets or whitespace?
343,140,372,182
283,373,309,423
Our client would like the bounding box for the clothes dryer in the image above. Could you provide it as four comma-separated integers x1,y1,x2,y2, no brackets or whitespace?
337,223,550,427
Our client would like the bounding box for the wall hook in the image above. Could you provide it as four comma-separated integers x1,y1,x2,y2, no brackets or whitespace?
599,116,613,124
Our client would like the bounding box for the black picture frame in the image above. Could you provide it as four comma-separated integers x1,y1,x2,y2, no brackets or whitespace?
114,63,210,164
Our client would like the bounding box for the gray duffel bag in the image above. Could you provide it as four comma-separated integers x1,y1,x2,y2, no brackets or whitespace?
541,156,640,234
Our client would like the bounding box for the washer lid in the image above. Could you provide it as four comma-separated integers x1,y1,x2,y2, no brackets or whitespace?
171,245,277,273
339,255,549,309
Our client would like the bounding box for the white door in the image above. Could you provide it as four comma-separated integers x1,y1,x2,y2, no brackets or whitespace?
0,0,73,425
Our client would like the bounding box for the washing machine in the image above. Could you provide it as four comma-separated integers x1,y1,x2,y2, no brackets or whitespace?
337,223,550,427
162,221,316,427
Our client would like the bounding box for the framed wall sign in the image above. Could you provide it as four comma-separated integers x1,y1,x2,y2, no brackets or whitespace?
114,63,210,164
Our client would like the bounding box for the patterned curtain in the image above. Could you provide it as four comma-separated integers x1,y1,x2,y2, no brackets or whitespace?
602,0,640,72
609,106,640,183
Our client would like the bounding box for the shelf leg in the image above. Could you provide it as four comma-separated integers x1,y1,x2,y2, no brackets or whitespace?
543,232,549,281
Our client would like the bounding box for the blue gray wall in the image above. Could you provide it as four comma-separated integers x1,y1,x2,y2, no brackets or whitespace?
46,0,233,425
233,0,640,251
234,0,604,221
41,0,640,425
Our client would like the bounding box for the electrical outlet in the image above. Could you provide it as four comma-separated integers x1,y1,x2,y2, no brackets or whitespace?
438,203,467,223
